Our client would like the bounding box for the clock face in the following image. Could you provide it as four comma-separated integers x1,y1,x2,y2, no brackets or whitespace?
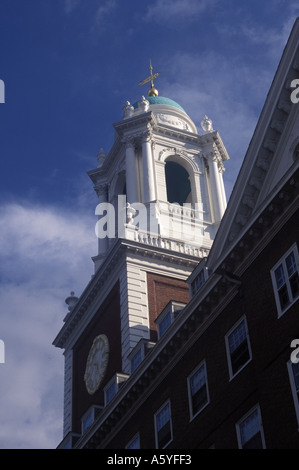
84,334,109,395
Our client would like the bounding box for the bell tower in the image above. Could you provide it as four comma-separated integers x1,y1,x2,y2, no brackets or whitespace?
90,63,229,271
53,64,230,447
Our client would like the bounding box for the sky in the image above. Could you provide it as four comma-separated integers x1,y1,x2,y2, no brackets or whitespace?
0,0,298,449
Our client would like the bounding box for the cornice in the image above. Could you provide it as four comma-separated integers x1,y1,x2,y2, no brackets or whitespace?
53,239,200,350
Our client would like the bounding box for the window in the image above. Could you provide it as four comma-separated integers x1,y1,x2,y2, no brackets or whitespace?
128,339,156,374
104,373,129,406
158,312,172,338
271,244,299,316
154,400,173,449
131,348,143,373
225,317,251,379
191,269,206,296
187,361,209,419
287,360,299,427
236,406,266,449
155,301,186,339
126,433,140,449
105,381,116,405
81,405,102,434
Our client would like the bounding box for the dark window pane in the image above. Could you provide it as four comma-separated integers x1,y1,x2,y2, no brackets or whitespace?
275,264,285,289
242,432,263,449
290,273,299,299
157,422,171,448
230,340,250,375
286,252,296,277
278,285,289,309
192,385,208,414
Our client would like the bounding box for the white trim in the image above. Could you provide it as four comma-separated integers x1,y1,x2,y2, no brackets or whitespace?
187,360,210,421
104,373,130,406
155,301,186,340
236,404,266,449
270,243,299,318
225,316,252,381
154,399,173,449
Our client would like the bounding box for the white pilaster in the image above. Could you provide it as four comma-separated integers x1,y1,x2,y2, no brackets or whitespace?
125,139,138,204
208,155,225,223
142,130,156,203
119,263,149,373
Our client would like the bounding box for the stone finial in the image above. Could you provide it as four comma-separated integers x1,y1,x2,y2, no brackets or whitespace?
201,115,214,133
97,148,106,167
123,101,134,118
138,95,150,112
65,291,79,312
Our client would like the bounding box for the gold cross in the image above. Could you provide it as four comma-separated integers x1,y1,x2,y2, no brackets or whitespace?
138,60,161,94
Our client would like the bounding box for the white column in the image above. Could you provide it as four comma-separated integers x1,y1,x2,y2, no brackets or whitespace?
208,155,225,223
142,131,156,203
218,167,227,215
125,140,138,204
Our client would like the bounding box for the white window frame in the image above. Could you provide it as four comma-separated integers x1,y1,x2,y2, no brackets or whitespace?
187,360,210,421
104,373,129,406
125,433,140,449
128,339,156,374
270,243,299,317
287,359,299,428
154,399,173,449
225,316,252,380
155,301,186,340
236,405,266,449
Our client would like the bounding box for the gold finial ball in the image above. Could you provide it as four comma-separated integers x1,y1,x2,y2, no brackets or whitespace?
148,84,159,97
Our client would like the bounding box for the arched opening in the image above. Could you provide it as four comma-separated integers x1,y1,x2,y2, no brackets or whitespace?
165,161,191,205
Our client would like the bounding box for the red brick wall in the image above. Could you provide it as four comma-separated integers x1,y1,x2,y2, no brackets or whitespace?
147,272,190,341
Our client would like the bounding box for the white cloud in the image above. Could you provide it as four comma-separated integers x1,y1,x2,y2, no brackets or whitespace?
0,202,96,448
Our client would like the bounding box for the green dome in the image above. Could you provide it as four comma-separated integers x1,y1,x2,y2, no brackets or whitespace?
133,96,186,114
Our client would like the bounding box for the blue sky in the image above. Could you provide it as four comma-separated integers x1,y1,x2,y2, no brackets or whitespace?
0,0,298,449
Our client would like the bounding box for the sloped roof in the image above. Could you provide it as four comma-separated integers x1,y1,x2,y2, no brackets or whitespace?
207,18,299,272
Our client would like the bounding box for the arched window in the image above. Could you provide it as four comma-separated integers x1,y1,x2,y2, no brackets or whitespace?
165,161,191,205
